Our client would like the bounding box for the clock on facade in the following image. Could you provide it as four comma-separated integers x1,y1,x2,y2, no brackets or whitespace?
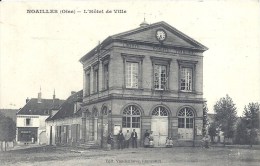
156,29,167,42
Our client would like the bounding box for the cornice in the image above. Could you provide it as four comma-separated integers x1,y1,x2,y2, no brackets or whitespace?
82,94,205,106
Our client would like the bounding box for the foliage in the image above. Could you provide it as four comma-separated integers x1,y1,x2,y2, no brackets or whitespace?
0,113,16,142
208,122,218,142
214,94,237,140
202,102,209,137
243,103,259,129
234,118,249,144
242,103,259,145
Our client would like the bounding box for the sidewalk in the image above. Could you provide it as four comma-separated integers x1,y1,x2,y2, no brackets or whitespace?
6,144,46,151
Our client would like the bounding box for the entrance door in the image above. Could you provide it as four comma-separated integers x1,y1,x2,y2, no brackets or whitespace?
151,117,168,147
50,126,52,145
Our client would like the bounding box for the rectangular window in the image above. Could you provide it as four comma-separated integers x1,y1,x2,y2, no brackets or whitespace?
154,65,167,90
103,63,109,90
26,118,31,126
132,117,140,128
180,67,192,92
126,62,138,88
122,117,131,128
85,72,90,96
93,69,99,93
186,118,193,128
178,118,185,128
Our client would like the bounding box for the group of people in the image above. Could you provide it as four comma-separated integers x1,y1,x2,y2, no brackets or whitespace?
107,129,138,150
165,137,173,148
143,130,154,148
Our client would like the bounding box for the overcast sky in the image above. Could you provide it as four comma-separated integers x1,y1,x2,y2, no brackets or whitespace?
1,0,260,116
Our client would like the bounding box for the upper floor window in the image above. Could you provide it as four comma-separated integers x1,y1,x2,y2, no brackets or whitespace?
103,63,109,90
93,67,99,93
151,56,171,90
86,73,90,95
126,62,139,88
122,54,144,89
26,118,31,126
101,55,110,91
84,69,91,96
177,60,197,92
154,65,167,90
180,67,192,92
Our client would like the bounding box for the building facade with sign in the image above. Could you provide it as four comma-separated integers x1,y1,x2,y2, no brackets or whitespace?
80,21,208,147
16,91,64,145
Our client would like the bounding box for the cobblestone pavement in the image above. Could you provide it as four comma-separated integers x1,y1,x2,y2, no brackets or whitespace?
1,146,260,166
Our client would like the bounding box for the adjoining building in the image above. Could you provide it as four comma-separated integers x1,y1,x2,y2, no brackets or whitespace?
46,90,83,146
16,90,64,144
79,21,208,147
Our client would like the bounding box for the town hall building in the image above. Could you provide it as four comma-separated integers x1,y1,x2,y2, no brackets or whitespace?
79,20,208,147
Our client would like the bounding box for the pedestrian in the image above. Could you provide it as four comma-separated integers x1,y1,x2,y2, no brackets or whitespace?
124,130,131,148
117,130,125,150
165,137,173,148
149,131,154,147
131,129,138,148
107,132,114,150
144,130,150,148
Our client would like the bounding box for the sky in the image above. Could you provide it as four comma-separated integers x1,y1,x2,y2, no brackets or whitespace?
0,0,260,116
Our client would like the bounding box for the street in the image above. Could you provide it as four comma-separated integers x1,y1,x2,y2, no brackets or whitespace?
0,145,260,166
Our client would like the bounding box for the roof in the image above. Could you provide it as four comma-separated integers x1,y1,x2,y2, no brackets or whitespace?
80,21,208,63
17,98,65,116
47,90,83,121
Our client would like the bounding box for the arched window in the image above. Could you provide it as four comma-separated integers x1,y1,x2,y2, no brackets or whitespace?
122,105,141,128
92,108,98,117
178,107,194,128
101,106,108,116
152,106,168,116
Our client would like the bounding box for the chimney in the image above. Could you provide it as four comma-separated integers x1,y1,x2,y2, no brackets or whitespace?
38,87,42,103
26,97,29,103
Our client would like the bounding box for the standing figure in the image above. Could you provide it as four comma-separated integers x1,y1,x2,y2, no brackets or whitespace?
144,130,150,148
149,131,154,147
131,129,138,148
107,132,114,150
124,130,131,148
117,130,125,149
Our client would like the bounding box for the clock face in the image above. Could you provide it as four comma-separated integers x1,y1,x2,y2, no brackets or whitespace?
156,30,166,41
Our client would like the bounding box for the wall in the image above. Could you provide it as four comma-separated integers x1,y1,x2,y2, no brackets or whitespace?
46,117,82,146
17,115,40,127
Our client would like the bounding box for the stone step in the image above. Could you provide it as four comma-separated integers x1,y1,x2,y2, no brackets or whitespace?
76,141,100,149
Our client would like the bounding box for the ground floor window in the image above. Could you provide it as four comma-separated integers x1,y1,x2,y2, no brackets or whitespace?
17,127,37,142
177,107,195,140
122,105,141,128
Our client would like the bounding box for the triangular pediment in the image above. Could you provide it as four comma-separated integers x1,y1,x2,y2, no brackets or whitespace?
111,21,208,51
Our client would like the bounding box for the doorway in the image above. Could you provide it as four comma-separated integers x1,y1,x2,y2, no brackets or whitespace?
151,106,169,147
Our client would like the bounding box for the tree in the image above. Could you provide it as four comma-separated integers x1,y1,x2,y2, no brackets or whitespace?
243,102,259,147
234,118,249,144
214,95,237,145
208,122,218,143
0,113,16,151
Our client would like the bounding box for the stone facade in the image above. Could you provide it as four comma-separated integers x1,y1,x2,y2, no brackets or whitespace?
80,21,208,147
